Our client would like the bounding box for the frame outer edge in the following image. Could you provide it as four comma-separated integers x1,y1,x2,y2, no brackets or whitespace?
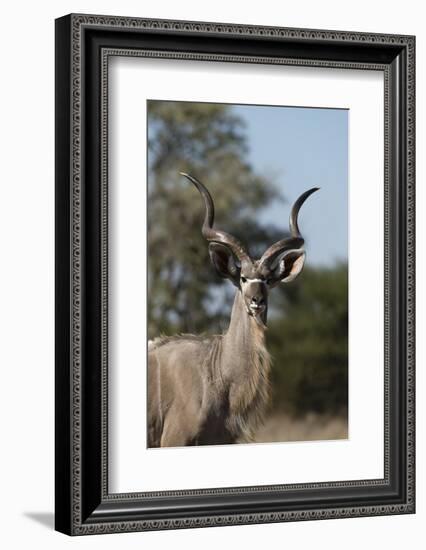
60,13,416,535
55,14,73,536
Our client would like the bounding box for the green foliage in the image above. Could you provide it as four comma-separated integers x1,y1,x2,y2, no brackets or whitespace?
147,100,348,416
267,264,348,415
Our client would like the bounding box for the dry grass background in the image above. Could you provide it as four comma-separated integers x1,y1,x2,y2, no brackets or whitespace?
253,413,348,443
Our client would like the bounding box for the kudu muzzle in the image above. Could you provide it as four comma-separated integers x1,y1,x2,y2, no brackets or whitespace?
244,280,268,324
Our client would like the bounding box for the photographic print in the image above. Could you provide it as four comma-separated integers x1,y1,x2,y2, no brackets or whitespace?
147,100,348,448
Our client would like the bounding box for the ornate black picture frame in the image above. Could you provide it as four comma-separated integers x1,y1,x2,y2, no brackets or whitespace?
55,13,415,535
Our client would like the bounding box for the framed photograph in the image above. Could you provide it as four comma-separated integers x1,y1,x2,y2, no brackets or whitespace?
55,14,415,535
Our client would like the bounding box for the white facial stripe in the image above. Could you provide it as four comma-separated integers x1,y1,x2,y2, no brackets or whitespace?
243,278,265,283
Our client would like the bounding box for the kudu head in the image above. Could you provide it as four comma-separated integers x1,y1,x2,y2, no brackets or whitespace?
180,172,319,327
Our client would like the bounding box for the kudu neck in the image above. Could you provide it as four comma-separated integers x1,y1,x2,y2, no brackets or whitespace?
221,290,266,376
219,290,270,431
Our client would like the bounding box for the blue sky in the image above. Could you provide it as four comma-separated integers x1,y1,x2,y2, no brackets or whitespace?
232,105,348,267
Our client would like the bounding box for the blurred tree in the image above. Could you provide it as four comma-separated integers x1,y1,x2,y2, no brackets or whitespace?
267,264,348,415
147,100,283,337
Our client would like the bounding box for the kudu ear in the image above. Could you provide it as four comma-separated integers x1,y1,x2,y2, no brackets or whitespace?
270,249,306,284
208,243,240,285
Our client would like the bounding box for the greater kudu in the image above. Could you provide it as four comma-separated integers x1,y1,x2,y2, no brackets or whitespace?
148,173,318,447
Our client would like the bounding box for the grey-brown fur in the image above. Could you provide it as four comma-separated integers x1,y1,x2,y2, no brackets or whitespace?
148,291,271,447
147,173,318,447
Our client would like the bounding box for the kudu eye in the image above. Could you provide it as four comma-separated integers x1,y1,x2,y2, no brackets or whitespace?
241,276,247,283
